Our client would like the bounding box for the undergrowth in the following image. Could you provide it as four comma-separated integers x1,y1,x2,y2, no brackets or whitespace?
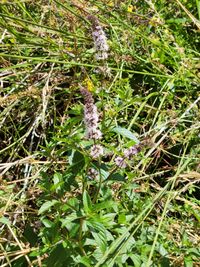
0,1,200,266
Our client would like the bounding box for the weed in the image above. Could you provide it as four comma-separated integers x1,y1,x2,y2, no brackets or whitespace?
0,1,200,266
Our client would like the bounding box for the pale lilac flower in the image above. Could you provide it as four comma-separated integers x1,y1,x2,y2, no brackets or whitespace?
80,87,102,140
88,15,109,61
114,156,127,168
87,128,102,140
115,145,139,168
90,144,104,159
88,168,98,179
123,146,138,159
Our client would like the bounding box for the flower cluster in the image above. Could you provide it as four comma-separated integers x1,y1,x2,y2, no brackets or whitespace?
90,144,104,159
114,145,139,168
114,156,127,168
124,146,138,159
80,87,103,159
88,15,109,61
80,87,102,140
88,168,98,179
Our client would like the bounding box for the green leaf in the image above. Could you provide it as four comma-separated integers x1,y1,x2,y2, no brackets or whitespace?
38,200,59,215
94,200,115,212
23,224,38,246
52,172,63,192
184,256,193,267
60,212,81,228
118,214,126,224
69,223,80,238
83,191,93,214
109,172,125,181
41,218,54,228
45,243,70,267
92,231,107,253
0,216,10,225
78,256,91,267
130,254,141,267
112,127,140,143
87,220,107,253
160,257,170,267
157,243,168,257
71,150,85,175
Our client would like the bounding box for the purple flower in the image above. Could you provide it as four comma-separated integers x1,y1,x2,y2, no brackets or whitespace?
87,128,102,140
80,87,104,159
123,146,138,159
90,144,104,159
88,15,109,61
114,145,139,168
114,156,127,168
88,168,98,179
80,87,102,140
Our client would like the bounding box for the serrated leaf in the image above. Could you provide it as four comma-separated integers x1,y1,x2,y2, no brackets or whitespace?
38,200,58,215
112,127,139,143
92,231,107,253
87,220,107,253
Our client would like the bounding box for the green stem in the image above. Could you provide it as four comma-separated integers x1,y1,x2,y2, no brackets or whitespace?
92,159,103,203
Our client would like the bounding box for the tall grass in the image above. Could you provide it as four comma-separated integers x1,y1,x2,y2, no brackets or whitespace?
0,1,200,266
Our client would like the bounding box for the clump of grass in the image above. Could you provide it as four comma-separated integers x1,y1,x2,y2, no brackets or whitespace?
0,1,200,266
